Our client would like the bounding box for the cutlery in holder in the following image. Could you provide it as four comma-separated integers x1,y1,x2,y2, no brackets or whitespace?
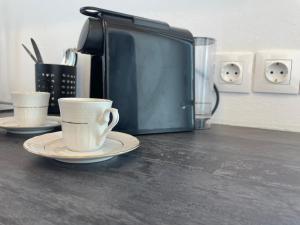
35,64,76,114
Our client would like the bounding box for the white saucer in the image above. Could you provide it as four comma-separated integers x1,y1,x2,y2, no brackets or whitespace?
23,131,140,163
0,116,61,134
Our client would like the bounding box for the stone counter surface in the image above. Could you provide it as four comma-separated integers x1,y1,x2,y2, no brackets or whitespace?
0,116,300,225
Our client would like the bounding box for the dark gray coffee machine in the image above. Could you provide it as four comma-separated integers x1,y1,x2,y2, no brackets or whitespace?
77,7,194,135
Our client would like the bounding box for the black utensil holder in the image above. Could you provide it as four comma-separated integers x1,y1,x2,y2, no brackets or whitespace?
35,64,76,115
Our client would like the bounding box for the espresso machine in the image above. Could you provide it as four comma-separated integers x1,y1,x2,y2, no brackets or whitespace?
77,6,218,135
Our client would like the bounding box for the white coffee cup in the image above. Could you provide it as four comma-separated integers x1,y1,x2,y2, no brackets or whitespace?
58,98,119,152
11,92,50,127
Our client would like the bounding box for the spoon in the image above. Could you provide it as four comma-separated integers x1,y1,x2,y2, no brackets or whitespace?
61,48,78,66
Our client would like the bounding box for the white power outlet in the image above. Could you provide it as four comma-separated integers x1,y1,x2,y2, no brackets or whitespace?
253,50,300,94
265,60,291,84
220,62,243,84
215,52,254,93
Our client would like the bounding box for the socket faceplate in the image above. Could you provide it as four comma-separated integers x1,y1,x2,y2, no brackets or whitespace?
215,52,254,93
253,50,300,94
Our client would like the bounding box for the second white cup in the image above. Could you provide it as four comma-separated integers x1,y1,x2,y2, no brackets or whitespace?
11,92,50,127
58,98,119,152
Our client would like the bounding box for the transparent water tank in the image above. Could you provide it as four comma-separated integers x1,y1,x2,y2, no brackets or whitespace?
194,37,216,129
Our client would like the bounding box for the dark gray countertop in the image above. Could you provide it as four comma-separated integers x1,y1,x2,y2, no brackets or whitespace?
1,114,300,225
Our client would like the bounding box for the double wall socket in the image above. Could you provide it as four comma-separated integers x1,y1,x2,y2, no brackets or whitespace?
215,52,254,93
253,50,300,94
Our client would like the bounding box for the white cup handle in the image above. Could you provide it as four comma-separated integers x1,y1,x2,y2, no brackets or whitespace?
97,108,119,143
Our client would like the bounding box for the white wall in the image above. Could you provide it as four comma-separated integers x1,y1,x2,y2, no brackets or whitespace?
2,0,300,131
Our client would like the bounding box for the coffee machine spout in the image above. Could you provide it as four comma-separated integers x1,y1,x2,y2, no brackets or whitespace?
77,17,104,55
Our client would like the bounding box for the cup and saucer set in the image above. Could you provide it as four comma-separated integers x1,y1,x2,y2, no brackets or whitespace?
0,92,140,163
0,92,61,134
